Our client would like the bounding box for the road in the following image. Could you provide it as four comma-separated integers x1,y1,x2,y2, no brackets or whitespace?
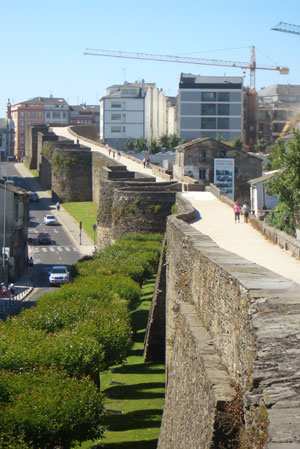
1,161,81,296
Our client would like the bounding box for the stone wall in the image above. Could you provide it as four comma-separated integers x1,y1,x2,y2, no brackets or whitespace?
157,194,300,448
51,147,92,202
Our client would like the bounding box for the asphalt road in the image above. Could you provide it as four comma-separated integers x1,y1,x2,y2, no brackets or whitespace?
1,161,81,295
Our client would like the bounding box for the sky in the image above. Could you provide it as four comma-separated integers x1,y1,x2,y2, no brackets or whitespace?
1,0,300,116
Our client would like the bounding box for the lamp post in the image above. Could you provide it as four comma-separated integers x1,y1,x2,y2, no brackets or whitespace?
93,224,97,247
2,181,7,275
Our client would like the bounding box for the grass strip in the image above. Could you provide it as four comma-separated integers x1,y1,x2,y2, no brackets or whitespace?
62,201,98,241
78,277,165,449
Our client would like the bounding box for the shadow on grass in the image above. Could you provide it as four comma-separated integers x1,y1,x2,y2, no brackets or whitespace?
103,408,163,431
111,362,164,375
93,439,158,449
104,382,165,400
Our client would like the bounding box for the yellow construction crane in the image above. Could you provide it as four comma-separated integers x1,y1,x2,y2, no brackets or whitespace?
84,46,289,145
279,119,300,138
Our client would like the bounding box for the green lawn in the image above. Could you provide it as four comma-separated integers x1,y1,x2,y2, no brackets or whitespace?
77,278,165,449
62,202,98,241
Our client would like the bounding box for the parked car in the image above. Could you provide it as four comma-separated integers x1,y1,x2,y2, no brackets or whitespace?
29,192,39,202
49,266,69,286
38,232,51,245
43,214,57,225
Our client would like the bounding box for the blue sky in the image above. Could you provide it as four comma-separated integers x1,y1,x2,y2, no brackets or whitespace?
1,0,300,116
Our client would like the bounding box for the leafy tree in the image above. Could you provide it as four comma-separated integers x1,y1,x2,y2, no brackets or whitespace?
148,138,159,154
179,138,187,145
158,134,169,148
124,137,134,151
256,138,268,153
0,369,104,449
267,131,300,227
216,135,226,142
167,133,180,149
265,202,295,235
134,137,147,152
232,136,243,151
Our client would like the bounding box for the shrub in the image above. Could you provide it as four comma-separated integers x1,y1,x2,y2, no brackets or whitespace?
0,369,104,449
265,202,295,235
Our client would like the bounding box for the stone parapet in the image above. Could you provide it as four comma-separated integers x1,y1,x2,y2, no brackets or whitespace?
159,195,300,448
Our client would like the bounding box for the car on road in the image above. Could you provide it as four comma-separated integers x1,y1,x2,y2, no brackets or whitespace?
38,232,52,245
29,192,39,202
43,214,57,225
49,266,69,286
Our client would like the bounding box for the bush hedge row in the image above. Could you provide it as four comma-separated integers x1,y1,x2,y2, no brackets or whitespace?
0,233,162,449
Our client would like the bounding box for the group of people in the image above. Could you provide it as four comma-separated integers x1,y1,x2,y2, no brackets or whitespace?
143,157,151,168
1,282,15,301
233,201,250,224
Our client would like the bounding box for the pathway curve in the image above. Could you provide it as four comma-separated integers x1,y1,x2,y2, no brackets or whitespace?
184,191,300,285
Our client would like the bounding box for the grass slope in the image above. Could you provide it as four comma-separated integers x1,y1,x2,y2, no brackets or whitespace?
78,278,165,449
62,201,98,241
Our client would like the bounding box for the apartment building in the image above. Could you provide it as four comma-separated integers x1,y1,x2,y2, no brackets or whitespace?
178,74,243,142
10,96,69,159
99,81,177,149
256,84,300,143
69,104,100,124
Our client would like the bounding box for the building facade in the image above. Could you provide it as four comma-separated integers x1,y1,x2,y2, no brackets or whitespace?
256,84,300,143
10,97,69,160
178,74,243,142
99,81,177,149
69,104,100,125
0,105,14,161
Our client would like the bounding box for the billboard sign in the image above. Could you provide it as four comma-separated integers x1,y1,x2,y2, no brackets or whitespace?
214,158,234,200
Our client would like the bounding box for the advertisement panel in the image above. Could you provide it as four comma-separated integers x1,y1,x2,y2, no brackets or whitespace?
214,158,234,200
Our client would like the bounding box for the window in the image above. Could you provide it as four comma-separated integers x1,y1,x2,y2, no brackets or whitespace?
111,114,121,120
201,104,216,115
46,113,51,119
199,169,206,180
202,92,216,101
20,121,24,126
20,132,24,137
111,102,121,108
63,113,67,118
218,104,230,115
217,118,229,129
218,92,230,101
122,126,126,132
20,112,24,118
199,150,206,162
202,118,216,129
38,112,42,118
111,126,121,133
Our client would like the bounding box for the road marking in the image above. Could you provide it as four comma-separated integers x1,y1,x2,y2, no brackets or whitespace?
49,247,55,252
57,247,63,252
30,246,77,253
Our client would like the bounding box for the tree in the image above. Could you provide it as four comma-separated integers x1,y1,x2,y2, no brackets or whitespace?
124,137,134,152
158,134,169,148
267,131,300,227
256,138,268,153
167,134,180,149
148,138,159,154
134,137,147,152
232,136,243,151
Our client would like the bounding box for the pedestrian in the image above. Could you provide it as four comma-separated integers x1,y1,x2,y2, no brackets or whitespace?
113,151,116,159
109,149,111,156
242,201,250,223
146,157,150,168
117,151,121,160
29,256,34,269
1,283,7,297
8,283,15,301
56,201,60,211
233,201,241,223
143,158,146,168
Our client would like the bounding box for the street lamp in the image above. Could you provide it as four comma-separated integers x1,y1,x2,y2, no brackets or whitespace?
2,181,8,275
93,224,97,249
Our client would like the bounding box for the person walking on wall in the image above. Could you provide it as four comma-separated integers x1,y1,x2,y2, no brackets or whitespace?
233,201,241,223
242,201,250,224
56,201,60,212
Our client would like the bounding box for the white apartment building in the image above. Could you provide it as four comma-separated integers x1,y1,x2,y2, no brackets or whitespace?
99,81,177,149
178,74,243,142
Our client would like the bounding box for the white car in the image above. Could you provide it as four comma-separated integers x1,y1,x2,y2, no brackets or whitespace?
49,266,69,286
44,214,57,225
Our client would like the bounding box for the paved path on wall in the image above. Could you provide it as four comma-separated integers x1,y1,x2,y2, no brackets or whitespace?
183,191,300,285
51,127,167,182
